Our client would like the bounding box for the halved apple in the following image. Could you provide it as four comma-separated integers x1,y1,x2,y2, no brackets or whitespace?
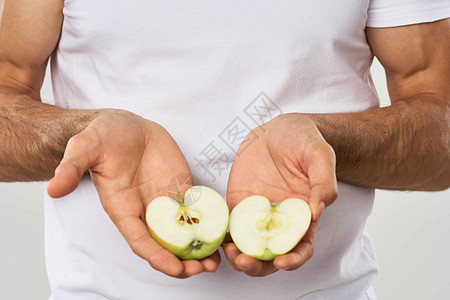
146,185,229,260
229,195,311,261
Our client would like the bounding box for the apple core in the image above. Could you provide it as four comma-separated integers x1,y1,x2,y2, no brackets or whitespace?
230,195,311,261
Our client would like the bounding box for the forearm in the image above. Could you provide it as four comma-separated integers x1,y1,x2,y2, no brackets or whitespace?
0,86,99,181
309,93,450,191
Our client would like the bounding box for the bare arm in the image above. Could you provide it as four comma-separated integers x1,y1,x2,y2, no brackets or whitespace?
0,0,221,277
0,0,98,181
310,18,450,191
223,18,449,277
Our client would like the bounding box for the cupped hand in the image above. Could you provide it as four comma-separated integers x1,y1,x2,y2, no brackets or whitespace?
47,109,220,278
223,113,338,277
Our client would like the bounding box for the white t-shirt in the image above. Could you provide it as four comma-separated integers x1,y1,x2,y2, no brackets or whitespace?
45,1,450,299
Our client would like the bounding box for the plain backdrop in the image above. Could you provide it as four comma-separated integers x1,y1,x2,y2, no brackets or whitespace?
0,58,449,299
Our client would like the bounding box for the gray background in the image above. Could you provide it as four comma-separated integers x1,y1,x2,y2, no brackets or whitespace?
0,60,449,299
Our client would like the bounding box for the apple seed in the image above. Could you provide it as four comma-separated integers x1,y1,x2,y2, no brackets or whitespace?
179,215,185,224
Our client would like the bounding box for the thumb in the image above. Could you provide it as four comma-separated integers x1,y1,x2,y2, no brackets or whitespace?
47,134,98,198
308,183,337,222
304,144,338,222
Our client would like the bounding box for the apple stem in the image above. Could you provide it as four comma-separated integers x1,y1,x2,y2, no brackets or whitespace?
177,192,184,206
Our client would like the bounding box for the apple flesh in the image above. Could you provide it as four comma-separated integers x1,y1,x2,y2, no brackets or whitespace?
146,185,229,260
229,195,311,261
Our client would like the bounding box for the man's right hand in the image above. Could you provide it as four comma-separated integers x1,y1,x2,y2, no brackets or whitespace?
1,1,220,278
47,109,220,278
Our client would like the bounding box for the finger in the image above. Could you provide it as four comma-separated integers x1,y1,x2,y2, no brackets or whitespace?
112,212,185,277
200,251,221,273
182,260,203,277
224,239,278,276
273,221,318,270
235,253,278,277
47,134,98,198
223,243,243,272
304,143,338,221
221,232,232,246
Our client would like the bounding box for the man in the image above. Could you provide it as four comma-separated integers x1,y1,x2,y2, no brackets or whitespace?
0,0,448,299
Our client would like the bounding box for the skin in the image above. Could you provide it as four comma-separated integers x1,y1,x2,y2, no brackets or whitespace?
224,115,336,276
0,0,448,279
0,0,219,278
223,18,450,276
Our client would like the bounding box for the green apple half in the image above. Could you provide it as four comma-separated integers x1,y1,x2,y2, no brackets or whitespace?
229,195,311,261
146,185,229,260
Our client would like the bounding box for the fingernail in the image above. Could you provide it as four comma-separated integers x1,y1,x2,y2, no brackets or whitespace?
240,265,253,271
317,202,326,220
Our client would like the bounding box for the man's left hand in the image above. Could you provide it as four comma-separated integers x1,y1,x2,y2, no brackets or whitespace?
223,113,338,276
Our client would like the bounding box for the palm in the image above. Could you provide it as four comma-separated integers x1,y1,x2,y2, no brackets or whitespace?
49,110,220,278
227,123,311,210
225,114,337,277
90,117,192,216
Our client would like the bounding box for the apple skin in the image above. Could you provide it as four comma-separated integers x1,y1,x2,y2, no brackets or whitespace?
230,195,311,261
148,226,227,260
146,185,229,260
255,248,278,262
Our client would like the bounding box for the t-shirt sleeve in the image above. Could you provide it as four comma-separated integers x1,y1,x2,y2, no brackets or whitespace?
367,0,450,28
